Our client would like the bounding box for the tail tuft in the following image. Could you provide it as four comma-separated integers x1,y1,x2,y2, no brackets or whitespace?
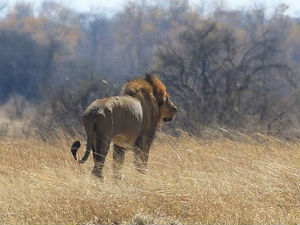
71,140,81,161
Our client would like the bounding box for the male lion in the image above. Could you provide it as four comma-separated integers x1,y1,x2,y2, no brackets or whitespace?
71,74,177,178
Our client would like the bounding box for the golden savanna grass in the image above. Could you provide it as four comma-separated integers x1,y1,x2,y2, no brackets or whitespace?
0,131,299,224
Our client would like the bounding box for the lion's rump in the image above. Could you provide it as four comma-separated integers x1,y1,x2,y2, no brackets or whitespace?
86,95,143,146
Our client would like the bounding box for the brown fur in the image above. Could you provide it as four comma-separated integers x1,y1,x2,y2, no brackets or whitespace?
71,74,177,179
123,74,167,107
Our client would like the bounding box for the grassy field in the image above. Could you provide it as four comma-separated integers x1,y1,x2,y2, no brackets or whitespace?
0,131,299,224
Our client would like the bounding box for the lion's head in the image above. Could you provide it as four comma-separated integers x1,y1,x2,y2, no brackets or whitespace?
122,73,177,125
158,95,177,123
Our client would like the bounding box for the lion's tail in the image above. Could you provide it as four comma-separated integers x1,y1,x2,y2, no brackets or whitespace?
71,108,97,163
71,140,81,161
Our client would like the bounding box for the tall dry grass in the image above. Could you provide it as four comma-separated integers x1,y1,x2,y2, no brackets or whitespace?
0,131,299,224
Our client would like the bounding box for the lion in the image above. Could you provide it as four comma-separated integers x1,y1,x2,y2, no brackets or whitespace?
71,74,177,178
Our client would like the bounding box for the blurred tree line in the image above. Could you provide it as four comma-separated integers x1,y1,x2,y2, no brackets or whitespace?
0,1,299,136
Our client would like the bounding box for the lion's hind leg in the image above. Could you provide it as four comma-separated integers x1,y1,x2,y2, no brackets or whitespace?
113,144,126,180
92,136,111,178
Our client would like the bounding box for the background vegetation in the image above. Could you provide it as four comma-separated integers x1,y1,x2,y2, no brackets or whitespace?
0,0,299,137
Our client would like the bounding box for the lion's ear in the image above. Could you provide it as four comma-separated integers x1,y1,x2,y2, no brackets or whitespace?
145,73,155,85
145,74,166,107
